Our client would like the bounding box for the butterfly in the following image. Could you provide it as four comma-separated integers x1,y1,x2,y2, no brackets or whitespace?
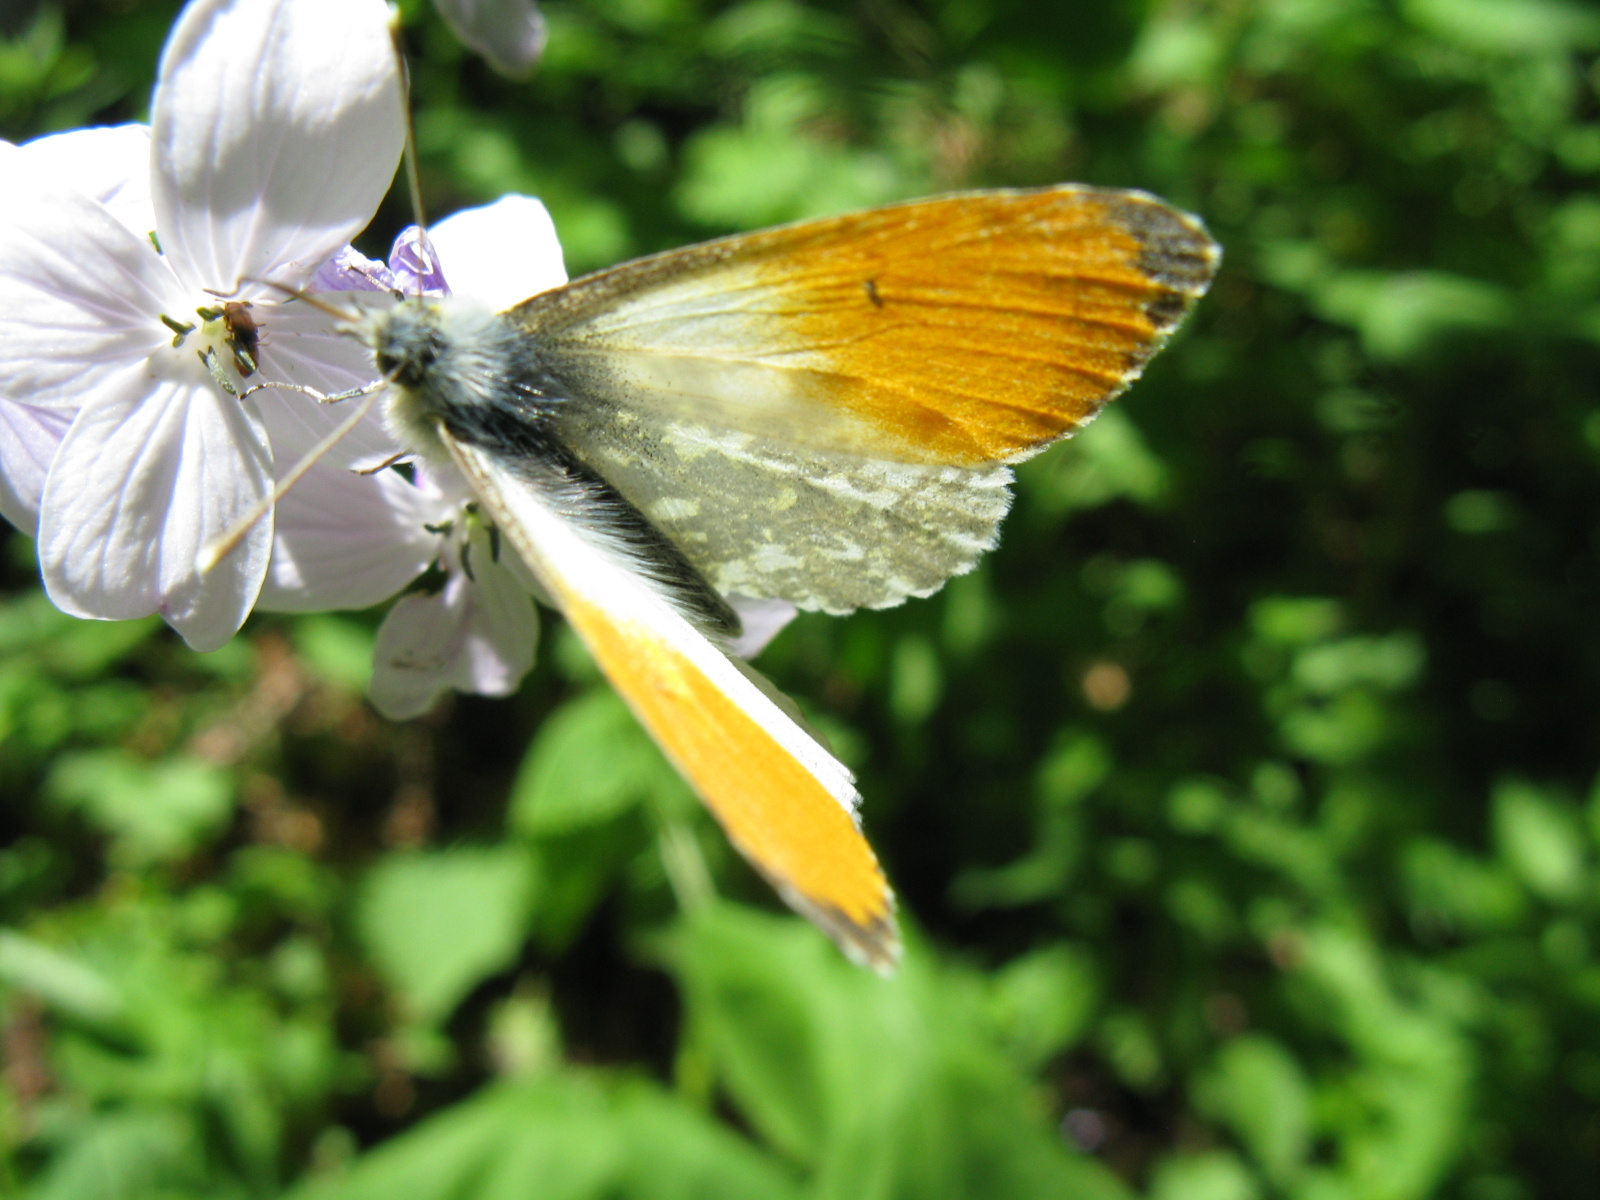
350,184,1218,971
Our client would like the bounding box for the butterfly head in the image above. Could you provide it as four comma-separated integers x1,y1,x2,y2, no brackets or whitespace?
355,297,567,470
368,297,448,389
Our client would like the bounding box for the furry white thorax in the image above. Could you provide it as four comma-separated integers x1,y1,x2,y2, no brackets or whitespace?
351,295,743,640
362,297,515,467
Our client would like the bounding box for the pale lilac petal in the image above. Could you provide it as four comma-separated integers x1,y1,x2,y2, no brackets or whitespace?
368,543,536,720
256,297,390,393
17,125,155,236
428,196,567,312
310,246,394,294
728,595,799,659
252,381,399,473
433,0,546,77
0,400,72,535
260,463,438,612
369,579,474,720
0,188,179,407
412,461,477,511
37,370,272,652
387,228,451,298
151,0,405,294
458,545,539,690
252,299,400,467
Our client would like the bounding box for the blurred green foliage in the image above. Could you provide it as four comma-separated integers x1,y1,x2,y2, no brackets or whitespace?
4,0,1600,1195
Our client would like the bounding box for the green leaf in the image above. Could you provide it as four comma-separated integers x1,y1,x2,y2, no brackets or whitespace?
1320,270,1512,360
1493,780,1586,904
609,1079,806,1200
985,943,1099,1068
1249,597,1345,646
0,930,122,1024
1148,1151,1260,1200
1036,731,1111,809
510,689,666,836
356,846,537,1025
1404,840,1528,933
47,751,233,865
22,1110,210,1200
1196,1035,1312,1184
287,1074,801,1200
1018,408,1169,515
527,822,653,952
0,590,158,680
291,614,376,692
888,634,942,725
1444,490,1517,535
1291,633,1425,694
1404,0,1600,53
1294,925,1473,1198
671,903,1130,1200
675,76,905,229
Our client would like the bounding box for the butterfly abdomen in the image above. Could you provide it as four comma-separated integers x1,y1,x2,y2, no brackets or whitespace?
507,445,744,640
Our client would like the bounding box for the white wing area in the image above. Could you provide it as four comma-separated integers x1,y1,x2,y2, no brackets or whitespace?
439,430,901,970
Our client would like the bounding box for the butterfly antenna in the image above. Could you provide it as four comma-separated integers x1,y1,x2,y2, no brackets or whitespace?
389,6,427,231
222,279,364,326
195,384,387,577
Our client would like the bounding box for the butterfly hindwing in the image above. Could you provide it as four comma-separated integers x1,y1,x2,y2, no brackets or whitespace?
556,397,1015,613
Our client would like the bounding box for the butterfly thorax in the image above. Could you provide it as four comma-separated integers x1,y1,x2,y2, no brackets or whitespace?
367,298,566,467
361,296,744,642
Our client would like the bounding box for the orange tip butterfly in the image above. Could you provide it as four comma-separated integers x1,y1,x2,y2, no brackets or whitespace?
353,185,1218,972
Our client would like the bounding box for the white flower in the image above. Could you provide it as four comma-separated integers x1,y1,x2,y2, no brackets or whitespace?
430,0,546,78
267,453,540,720
264,196,565,718
0,126,153,535
0,399,71,537
262,195,796,718
0,0,404,651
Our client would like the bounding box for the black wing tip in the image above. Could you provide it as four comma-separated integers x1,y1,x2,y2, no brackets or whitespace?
779,882,903,976
1092,186,1223,306
844,913,904,977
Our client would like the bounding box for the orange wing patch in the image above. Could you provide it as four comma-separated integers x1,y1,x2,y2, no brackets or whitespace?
758,189,1213,463
565,593,898,971
521,186,1219,467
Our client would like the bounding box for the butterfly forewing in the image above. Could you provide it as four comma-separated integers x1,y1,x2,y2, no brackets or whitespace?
516,185,1219,468
510,186,1216,615
439,427,901,972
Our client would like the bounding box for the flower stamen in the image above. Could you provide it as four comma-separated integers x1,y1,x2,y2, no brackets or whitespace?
197,346,240,396
159,313,196,345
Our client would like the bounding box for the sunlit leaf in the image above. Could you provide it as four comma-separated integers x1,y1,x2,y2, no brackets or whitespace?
47,751,233,865
287,1074,803,1200
1196,1035,1311,1185
1493,780,1586,904
509,689,666,836
671,903,1131,1200
356,846,537,1025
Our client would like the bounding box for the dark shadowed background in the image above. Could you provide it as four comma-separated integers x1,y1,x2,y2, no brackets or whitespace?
3,0,1600,1197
